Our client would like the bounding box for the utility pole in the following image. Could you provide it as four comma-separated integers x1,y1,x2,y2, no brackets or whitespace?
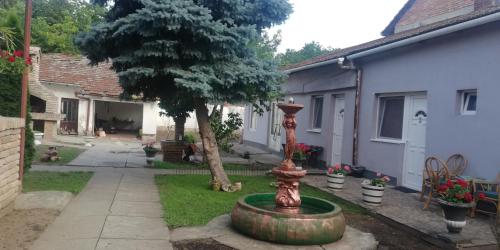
19,0,32,181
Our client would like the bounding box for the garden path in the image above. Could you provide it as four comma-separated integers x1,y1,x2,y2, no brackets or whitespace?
30,167,172,250
68,140,158,168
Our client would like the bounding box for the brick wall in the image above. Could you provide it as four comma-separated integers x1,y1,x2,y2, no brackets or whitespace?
0,117,24,218
395,0,475,33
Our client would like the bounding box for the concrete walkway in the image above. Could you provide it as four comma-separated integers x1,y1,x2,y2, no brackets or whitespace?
68,140,158,168
31,168,172,250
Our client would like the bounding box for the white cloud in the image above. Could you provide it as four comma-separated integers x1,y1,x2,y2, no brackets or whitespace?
267,0,407,52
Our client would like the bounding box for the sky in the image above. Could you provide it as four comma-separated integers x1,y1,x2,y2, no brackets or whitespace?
267,0,408,52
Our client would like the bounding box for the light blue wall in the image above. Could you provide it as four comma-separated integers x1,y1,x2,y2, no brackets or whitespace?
243,105,270,147
357,21,500,182
243,64,357,165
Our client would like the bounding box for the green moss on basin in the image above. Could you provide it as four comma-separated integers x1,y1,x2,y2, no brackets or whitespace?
231,193,346,245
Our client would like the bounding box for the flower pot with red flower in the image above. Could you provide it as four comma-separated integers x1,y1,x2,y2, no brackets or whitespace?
327,164,350,190
361,173,390,206
437,178,475,233
292,143,310,168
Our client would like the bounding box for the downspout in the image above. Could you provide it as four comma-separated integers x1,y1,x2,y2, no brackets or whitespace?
352,68,362,166
337,58,361,166
76,93,92,136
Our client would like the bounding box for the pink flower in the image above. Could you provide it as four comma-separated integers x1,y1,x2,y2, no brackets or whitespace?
383,176,390,182
327,168,334,174
343,165,351,171
334,164,341,170
376,172,382,177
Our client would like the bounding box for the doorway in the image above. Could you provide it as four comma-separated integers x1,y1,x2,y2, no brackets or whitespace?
402,95,427,190
331,96,345,165
60,98,79,134
268,102,283,152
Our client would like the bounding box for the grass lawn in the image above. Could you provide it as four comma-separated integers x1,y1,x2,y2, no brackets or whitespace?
23,171,93,194
155,175,365,228
33,145,86,165
153,161,260,170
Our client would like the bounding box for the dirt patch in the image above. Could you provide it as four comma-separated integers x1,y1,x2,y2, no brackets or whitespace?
345,213,441,250
173,238,235,250
0,209,58,250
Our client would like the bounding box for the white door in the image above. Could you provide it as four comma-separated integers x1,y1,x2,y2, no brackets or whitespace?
331,97,345,165
268,102,283,152
403,95,427,190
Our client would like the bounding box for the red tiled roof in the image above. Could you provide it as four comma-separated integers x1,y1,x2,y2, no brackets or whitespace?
284,6,500,71
39,53,123,98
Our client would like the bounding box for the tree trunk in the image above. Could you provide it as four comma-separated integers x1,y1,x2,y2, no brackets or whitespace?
174,116,186,142
194,99,231,190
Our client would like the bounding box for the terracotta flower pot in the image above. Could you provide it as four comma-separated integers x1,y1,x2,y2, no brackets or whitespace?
361,180,385,206
327,173,345,190
437,199,475,233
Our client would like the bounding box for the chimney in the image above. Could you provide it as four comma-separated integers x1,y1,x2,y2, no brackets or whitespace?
29,46,41,84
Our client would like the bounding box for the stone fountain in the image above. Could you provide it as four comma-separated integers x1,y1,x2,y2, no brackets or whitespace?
231,99,346,245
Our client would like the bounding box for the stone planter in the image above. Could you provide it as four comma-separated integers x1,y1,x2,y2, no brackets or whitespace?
361,180,385,206
437,199,475,233
327,173,345,191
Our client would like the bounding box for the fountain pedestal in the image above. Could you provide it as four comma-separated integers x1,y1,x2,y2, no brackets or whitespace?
231,100,346,245
272,103,306,213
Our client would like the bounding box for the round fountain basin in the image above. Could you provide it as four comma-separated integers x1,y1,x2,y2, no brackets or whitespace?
231,193,346,245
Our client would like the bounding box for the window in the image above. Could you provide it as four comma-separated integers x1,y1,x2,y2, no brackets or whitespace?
311,96,324,129
461,90,477,115
249,106,257,129
377,96,405,140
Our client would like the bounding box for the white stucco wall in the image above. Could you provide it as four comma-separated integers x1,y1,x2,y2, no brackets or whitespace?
43,83,91,134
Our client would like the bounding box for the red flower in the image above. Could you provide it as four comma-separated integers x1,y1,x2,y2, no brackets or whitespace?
464,192,473,202
25,57,32,65
13,50,23,57
446,180,454,188
456,179,468,188
438,184,448,192
478,192,486,200
455,193,464,200
8,56,15,62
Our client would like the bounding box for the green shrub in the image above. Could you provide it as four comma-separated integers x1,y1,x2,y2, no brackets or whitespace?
0,72,35,170
183,132,196,144
210,111,243,152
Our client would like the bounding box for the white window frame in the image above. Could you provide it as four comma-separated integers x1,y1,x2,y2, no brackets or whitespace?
374,94,407,143
310,95,324,131
249,106,257,130
460,90,477,115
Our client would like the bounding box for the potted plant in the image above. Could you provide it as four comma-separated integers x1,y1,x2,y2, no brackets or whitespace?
292,143,310,169
361,173,390,206
436,178,475,233
327,164,350,190
143,142,159,166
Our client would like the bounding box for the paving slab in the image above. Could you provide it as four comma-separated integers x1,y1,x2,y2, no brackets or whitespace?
96,239,173,250
115,190,161,202
38,215,106,240
30,238,98,250
62,199,113,216
110,200,163,217
101,215,169,240
14,191,73,211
